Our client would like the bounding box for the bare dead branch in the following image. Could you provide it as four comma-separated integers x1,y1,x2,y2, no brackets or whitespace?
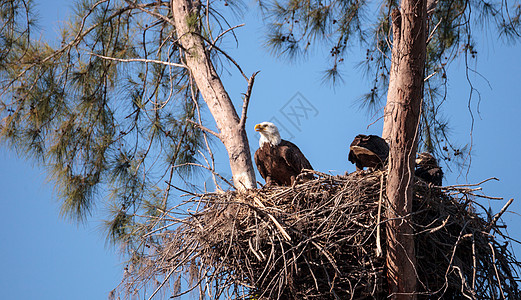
376,171,384,257
485,198,514,232
239,71,260,130
208,24,245,52
91,53,187,68
186,119,221,140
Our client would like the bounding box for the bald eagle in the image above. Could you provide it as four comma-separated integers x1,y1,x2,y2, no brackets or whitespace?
348,134,389,171
254,122,313,186
415,152,443,186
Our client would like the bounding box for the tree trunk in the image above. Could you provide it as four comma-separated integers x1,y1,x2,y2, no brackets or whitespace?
170,0,256,190
382,0,427,298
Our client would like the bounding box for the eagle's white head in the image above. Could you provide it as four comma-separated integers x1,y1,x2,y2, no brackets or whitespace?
255,122,281,147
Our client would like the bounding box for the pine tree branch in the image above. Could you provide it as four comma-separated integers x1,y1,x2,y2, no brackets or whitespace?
239,71,259,130
91,53,187,68
123,0,175,27
196,33,248,80
1,0,161,97
169,162,234,188
147,268,175,300
485,198,514,232
424,71,437,82
186,119,221,140
208,24,245,52
427,18,443,44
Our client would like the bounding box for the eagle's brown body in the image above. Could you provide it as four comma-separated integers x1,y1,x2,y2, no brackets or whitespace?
348,134,389,170
415,152,443,186
254,139,313,186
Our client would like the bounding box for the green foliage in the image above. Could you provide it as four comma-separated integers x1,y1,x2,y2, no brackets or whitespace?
264,0,366,62
0,0,230,248
261,0,521,163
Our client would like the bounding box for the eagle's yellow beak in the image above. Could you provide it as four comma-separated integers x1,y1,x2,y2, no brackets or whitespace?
254,124,264,132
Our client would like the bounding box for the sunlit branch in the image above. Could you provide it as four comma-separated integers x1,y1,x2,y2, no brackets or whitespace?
239,71,260,129
208,23,245,52
186,119,220,140
123,0,176,27
197,33,248,80
91,53,187,68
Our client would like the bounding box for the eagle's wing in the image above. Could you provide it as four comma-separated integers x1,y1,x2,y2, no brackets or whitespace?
370,136,389,163
254,149,268,180
348,135,366,164
280,140,313,172
348,150,357,164
427,167,443,186
415,167,443,186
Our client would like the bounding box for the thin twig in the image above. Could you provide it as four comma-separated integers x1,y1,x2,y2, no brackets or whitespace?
91,53,187,68
442,177,499,188
196,33,248,80
485,198,514,232
186,119,221,139
147,268,175,300
424,71,438,82
239,71,260,129
208,24,245,52
376,172,384,257
427,18,443,44
253,196,291,241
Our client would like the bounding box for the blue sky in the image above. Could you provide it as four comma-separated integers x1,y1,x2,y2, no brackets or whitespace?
1,1,520,299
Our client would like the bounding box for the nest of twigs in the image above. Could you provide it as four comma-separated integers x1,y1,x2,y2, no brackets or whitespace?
119,171,521,299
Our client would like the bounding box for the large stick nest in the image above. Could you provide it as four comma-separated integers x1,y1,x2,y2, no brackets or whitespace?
118,171,521,299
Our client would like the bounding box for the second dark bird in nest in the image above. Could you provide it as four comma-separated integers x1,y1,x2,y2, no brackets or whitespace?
254,122,313,186
415,152,443,186
348,134,389,171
